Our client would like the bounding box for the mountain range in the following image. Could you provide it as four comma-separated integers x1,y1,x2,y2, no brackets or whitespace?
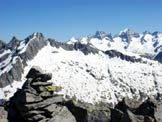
1,29,162,106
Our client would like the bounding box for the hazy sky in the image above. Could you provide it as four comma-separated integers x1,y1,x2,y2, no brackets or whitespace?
0,0,162,42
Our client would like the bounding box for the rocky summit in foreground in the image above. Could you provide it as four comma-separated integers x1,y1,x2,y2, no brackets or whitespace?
0,66,162,122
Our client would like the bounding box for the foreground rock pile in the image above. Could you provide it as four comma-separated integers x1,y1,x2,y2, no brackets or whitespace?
111,98,162,122
1,66,162,122
7,66,76,122
65,97,162,122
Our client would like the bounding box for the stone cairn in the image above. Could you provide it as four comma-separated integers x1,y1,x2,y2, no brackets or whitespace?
7,66,76,122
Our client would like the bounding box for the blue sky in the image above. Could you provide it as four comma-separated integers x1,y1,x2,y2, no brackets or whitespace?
0,0,162,42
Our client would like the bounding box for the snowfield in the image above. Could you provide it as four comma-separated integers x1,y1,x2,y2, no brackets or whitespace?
1,43,161,106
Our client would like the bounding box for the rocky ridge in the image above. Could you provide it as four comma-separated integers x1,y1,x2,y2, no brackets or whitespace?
68,29,162,60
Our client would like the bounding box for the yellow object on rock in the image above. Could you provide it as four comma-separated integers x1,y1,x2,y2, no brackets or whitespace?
45,85,57,92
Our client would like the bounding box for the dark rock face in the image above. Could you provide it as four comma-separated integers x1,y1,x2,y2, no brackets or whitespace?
92,31,112,40
0,57,23,88
105,50,143,63
155,51,162,62
19,33,47,65
6,36,20,50
48,39,74,51
9,57,23,81
48,39,99,55
0,72,12,88
73,42,99,55
0,33,47,88
65,101,88,122
6,66,76,122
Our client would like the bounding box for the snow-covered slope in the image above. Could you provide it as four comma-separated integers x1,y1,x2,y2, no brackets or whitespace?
23,43,162,105
1,30,162,106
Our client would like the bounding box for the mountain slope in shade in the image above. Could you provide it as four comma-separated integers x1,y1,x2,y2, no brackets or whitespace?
0,30,162,106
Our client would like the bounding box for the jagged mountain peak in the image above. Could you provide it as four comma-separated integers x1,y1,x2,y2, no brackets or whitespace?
117,28,140,38
0,40,6,50
7,36,20,50
118,28,132,35
93,31,112,40
94,31,107,39
10,36,18,41
32,32,44,38
17,32,47,57
24,32,44,43
143,30,152,35
119,28,130,34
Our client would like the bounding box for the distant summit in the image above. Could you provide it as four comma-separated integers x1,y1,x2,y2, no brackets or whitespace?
93,31,112,40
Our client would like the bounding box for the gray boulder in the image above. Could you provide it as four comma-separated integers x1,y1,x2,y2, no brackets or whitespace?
154,101,162,122
87,109,111,122
0,107,8,122
49,106,76,122
26,66,52,82
44,104,62,113
121,110,145,122
26,66,44,79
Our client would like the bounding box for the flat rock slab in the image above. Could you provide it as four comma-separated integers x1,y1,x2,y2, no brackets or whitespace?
31,81,53,86
154,101,162,122
23,96,64,111
0,107,8,122
48,106,76,122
